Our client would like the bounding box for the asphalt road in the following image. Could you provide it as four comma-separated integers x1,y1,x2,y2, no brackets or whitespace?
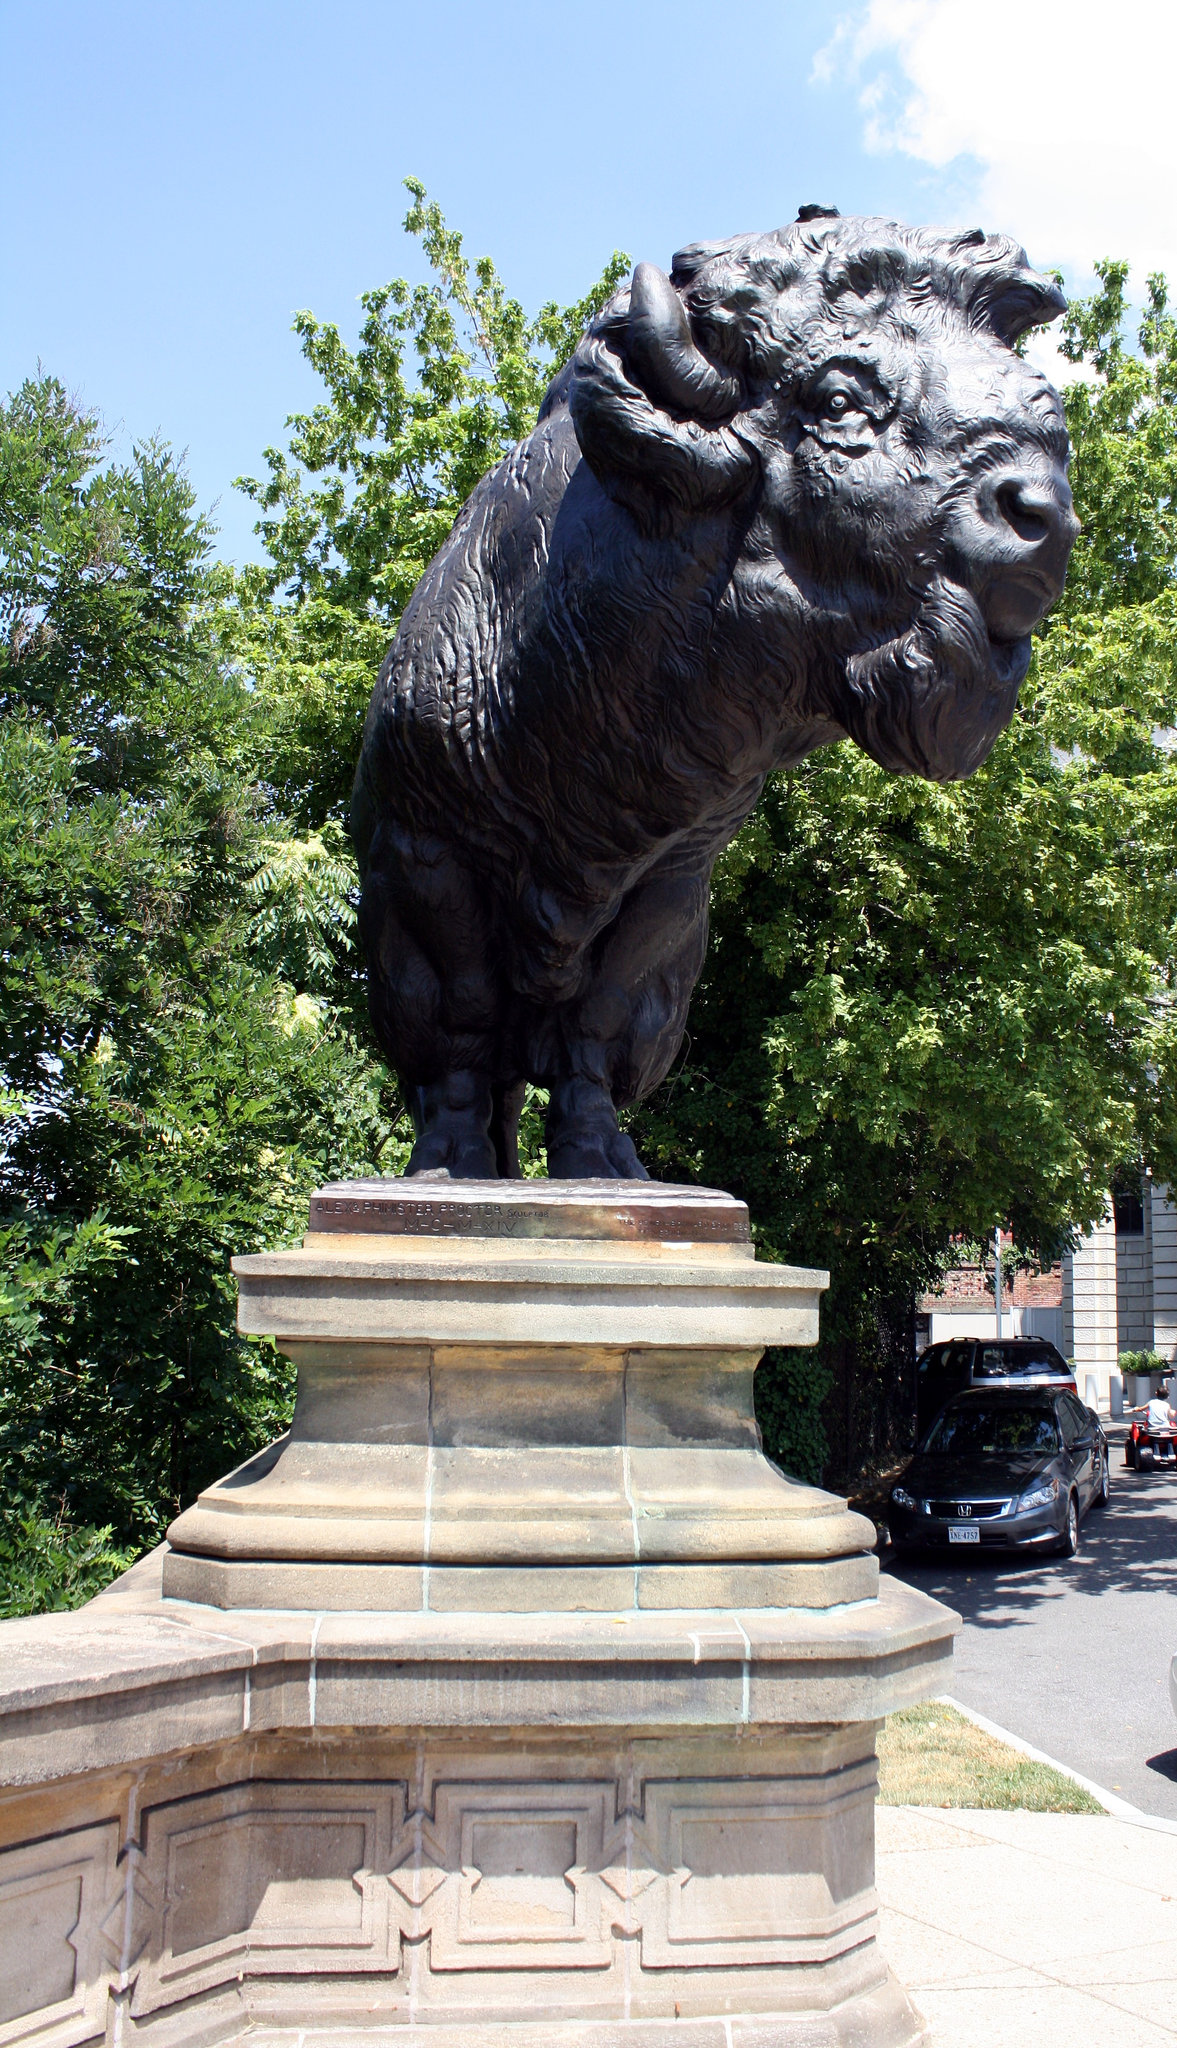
884,1427,1177,1819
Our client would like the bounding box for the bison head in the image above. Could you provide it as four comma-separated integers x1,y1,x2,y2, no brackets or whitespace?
569,209,1077,781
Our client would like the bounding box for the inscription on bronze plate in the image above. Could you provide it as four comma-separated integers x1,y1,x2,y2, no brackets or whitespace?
306,1181,749,1244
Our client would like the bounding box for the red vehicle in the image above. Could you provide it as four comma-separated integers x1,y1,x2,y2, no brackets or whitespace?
1124,1393,1177,1470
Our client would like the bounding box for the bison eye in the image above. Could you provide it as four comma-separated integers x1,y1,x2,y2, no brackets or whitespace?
809,380,872,425
804,363,889,432
799,365,889,450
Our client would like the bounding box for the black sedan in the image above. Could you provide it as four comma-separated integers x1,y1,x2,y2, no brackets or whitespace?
888,1386,1109,1557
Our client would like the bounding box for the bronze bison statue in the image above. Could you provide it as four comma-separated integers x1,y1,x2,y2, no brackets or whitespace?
351,206,1077,1179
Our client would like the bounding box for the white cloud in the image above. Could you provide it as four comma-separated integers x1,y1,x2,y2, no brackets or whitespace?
817,0,1177,290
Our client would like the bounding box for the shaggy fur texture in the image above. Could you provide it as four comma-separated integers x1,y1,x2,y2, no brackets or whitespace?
352,210,1077,1178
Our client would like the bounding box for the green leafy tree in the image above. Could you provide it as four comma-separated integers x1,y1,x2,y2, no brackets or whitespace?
0,377,406,1603
224,211,1177,1487
8,178,1176,1623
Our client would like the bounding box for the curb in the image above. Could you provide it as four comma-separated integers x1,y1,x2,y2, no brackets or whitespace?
937,1695,1177,1835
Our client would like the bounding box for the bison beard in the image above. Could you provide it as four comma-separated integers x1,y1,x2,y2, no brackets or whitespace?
353,210,1076,1179
842,576,1031,783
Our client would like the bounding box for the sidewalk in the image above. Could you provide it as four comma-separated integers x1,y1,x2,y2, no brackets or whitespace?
878,1804,1177,2046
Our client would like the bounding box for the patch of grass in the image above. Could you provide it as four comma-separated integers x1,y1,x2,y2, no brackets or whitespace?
878,1701,1105,1813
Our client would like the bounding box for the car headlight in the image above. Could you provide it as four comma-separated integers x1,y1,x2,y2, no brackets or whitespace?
891,1486,917,1510
1017,1478,1059,1512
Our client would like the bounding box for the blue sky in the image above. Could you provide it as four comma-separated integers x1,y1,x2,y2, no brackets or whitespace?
4,0,1173,565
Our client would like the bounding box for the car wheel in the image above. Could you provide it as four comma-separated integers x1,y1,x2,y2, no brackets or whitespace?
1091,1449,1110,1509
1057,1492,1080,1557
1125,1439,1138,1469
1139,1444,1155,1472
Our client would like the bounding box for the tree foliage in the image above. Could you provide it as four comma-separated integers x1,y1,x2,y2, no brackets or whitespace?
214,234,1177,1486
0,375,406,1591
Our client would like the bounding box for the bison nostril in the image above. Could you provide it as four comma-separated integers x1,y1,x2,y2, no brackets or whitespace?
972,471,1076,639
994,478,1055,546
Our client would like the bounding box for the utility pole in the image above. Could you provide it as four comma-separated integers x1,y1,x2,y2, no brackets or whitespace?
994,1223,1003,1339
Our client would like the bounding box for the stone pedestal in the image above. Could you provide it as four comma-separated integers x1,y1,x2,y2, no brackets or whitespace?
165,1180,872,1614
0,1179,957,2048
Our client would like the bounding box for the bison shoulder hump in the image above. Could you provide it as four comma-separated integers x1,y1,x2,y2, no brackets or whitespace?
377,407,580,732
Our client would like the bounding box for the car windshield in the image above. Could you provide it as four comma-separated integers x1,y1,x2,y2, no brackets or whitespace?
973,1345,1062,1378
923,1404,1060,1455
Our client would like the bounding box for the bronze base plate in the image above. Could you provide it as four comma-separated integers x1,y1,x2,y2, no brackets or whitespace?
307,1176,750,1244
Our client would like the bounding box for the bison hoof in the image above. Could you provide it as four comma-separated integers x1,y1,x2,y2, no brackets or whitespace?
546,1126,650,1181
407,1071,500,1179
406,1127,498,1179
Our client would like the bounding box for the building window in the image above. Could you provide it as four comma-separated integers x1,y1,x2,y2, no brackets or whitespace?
1113,1189,1144,1235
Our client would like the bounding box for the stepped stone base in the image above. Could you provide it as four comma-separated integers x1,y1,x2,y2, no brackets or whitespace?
161,1549,878,1611
163,1181,874,1613
0,1178,956,2046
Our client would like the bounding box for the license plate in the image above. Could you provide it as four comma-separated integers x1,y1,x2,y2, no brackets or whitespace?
948,1525,980,1543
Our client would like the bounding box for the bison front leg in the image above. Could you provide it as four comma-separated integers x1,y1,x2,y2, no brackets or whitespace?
407,1070,499,1178
406,1075,523,1179
545,1075,649,1180
542,868,710,1180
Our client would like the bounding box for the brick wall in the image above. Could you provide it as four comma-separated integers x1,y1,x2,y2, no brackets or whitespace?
919,1262,1062,1314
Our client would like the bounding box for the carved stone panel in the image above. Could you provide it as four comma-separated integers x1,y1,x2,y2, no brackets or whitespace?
419,1781,614,1971
635,1774,876,1970
0,1733,905,2044
130,1782,399,2016
0,1823,119,2048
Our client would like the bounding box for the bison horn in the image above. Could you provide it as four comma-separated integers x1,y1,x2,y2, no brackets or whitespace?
626,263,741,423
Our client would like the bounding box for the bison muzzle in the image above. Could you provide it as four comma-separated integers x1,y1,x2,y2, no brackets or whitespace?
352,207,1077,1180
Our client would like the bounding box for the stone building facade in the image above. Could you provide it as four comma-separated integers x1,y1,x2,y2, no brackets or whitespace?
1063,1179,1177,1412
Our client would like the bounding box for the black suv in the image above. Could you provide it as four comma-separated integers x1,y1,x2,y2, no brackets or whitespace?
916,1336,1075,1436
